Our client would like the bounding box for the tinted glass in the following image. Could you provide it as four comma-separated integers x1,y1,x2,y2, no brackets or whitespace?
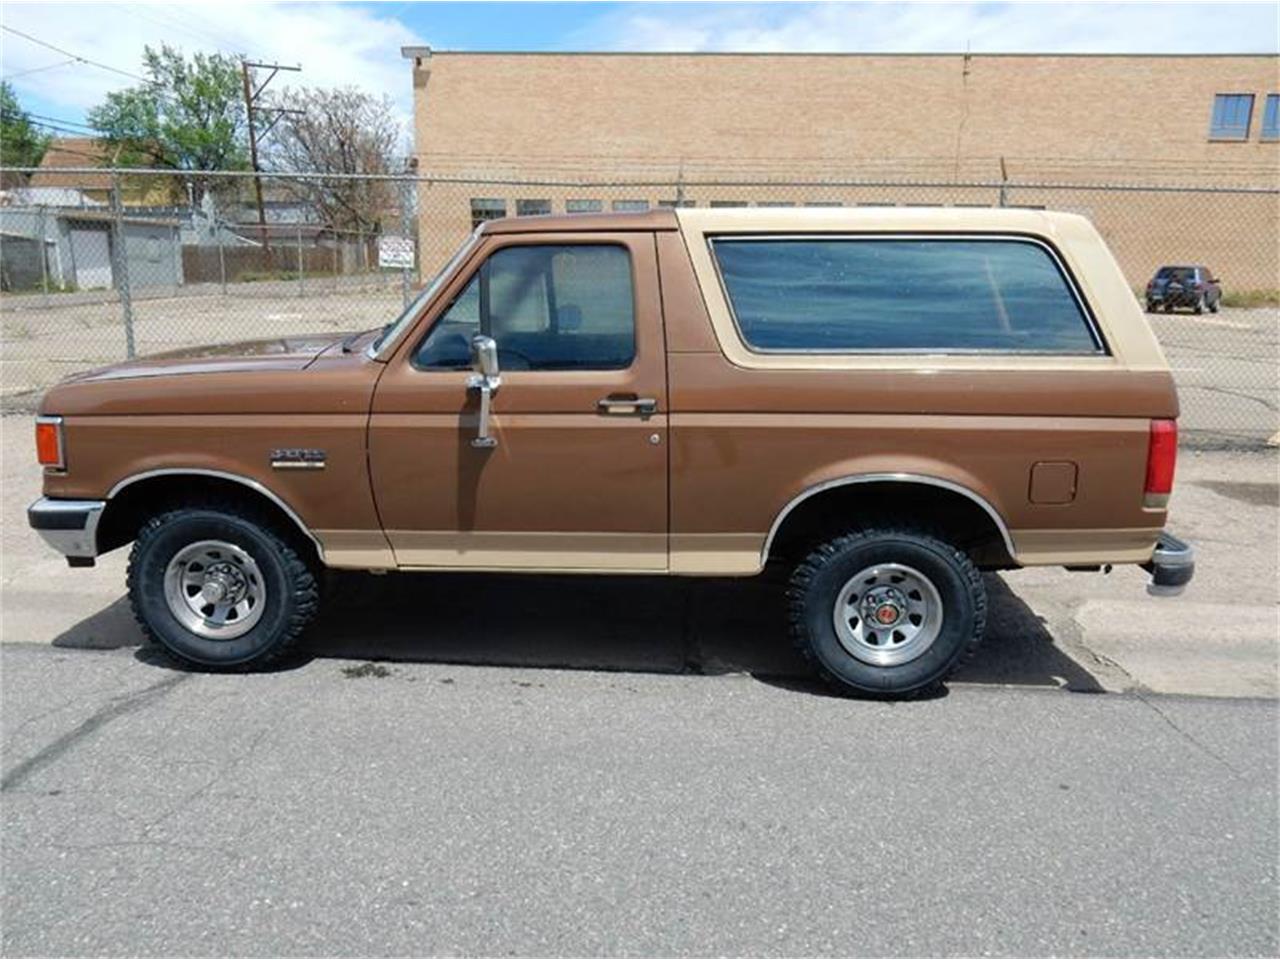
416,244,635,370
712,237,1100,354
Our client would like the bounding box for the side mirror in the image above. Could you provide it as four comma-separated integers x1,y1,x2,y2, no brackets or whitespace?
470,334,500,378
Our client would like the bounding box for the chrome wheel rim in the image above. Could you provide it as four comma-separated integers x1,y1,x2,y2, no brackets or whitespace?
832,563,944,667
163,540,266,640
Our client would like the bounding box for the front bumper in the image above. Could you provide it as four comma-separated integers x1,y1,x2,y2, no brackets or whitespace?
1141,531,1195,596
27,497,106,565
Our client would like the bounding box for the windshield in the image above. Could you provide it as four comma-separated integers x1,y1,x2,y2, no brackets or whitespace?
368,228,482,357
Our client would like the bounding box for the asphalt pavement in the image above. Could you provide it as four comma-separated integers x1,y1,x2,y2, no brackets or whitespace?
2,644,1277,958
2,416,1277,957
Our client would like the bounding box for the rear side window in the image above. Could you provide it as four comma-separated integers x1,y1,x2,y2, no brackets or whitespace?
711,237,1102,355
416,244,635,370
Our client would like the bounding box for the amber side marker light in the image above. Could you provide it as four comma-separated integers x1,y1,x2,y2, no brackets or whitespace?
1144,418,1177,509
35,416,65,470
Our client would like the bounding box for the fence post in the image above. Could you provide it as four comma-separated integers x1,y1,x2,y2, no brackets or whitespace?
109,173,136,360
998,156,1009,208
399,179,412,308
297,222,305,297
37,205,49,306
216,211,228,296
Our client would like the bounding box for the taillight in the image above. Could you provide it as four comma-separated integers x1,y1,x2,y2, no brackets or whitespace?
35,416,65,469
1144,418,1177,509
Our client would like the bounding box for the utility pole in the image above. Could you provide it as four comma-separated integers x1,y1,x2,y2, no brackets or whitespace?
240,59,302,253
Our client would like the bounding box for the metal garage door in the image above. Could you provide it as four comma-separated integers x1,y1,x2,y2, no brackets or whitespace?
69,226,113,289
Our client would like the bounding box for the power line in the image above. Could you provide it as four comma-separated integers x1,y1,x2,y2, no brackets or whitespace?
0,24,154,86
2,58,78,81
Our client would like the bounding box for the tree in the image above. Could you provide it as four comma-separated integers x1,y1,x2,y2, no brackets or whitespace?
0,82,52,187
263,86,401,233
87,44,248,201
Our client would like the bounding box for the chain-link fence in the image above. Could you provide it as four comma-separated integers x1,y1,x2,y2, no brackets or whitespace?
1,167,1276,447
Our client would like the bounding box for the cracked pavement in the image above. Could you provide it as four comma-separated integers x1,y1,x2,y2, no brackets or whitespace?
2,647,1277,957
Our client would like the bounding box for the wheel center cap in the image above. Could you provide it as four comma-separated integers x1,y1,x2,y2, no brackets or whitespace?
201,580,226,603
874,603,901,625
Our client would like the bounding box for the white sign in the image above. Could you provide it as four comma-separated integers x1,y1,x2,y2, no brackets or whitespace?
378,235,415,269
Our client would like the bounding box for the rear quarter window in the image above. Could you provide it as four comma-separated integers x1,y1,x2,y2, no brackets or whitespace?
710,236,1103,355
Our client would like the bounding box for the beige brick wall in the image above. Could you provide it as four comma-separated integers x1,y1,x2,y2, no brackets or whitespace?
409,53,1280,287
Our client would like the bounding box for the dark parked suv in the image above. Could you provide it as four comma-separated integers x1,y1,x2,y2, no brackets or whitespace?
1145,265,1221,314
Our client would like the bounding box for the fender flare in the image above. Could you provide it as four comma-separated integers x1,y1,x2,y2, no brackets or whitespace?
106,468,325,560
760,472,1017,565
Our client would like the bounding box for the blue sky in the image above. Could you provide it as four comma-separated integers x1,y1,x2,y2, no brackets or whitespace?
2,1,1277,139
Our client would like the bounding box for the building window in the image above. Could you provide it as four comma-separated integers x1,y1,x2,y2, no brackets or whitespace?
756,201,796,208
611,199,649,212
516,199,551,216
710,200,748,208
1262,94,1280,141
657,199,696,208
566,199,603,213
1209,94,1254,140
470,198,506,228
804,201,843,207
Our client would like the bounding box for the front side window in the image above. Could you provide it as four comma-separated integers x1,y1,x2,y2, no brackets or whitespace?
415,244,635,370
1209,93,1254,140
711,237,1101,355
1262,94,1279,140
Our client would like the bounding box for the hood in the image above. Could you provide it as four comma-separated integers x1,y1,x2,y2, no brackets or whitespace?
62,333,345,384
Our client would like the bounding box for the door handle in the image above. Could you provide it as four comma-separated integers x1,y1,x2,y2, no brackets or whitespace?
467,373,500,448
597,396,657,415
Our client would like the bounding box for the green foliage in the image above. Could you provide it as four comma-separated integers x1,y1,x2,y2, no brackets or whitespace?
87,44,248,174
0,82,52,171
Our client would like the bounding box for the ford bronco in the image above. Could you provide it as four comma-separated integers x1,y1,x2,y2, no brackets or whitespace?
29,208,1194,696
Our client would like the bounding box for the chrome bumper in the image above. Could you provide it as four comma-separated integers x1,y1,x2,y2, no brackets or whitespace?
27,497,105,565
1142,531,1195,596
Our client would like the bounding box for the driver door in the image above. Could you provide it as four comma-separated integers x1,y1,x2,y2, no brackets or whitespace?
368,231,669,571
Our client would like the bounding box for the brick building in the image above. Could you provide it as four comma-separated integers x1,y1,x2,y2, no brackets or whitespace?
403,51,1279,286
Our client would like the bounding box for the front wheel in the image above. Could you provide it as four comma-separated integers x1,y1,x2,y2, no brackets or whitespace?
127,505,320,669
787,529,986,698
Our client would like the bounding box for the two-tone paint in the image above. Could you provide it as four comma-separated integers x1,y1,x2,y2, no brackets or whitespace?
34,207,1180,577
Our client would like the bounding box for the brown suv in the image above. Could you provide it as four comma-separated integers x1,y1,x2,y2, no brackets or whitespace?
28,208,1194,697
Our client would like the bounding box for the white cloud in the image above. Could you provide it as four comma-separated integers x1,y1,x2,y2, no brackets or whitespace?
1,1,425,132
570,2,1280,54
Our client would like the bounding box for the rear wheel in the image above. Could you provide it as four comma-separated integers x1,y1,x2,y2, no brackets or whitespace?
787,528,986,698
1193,294,1206,314
127,505,319,669
1209,294,1220,313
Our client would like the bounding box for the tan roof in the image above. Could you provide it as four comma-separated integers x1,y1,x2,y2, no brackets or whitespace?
29,139,112,189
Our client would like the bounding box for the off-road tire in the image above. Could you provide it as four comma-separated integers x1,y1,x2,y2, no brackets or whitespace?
787,528,986,698
127,504,320,669
1208,296,1220,314
1193,294,1205,315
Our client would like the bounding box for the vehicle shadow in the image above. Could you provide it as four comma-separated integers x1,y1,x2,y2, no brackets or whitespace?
52,570,1105,695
